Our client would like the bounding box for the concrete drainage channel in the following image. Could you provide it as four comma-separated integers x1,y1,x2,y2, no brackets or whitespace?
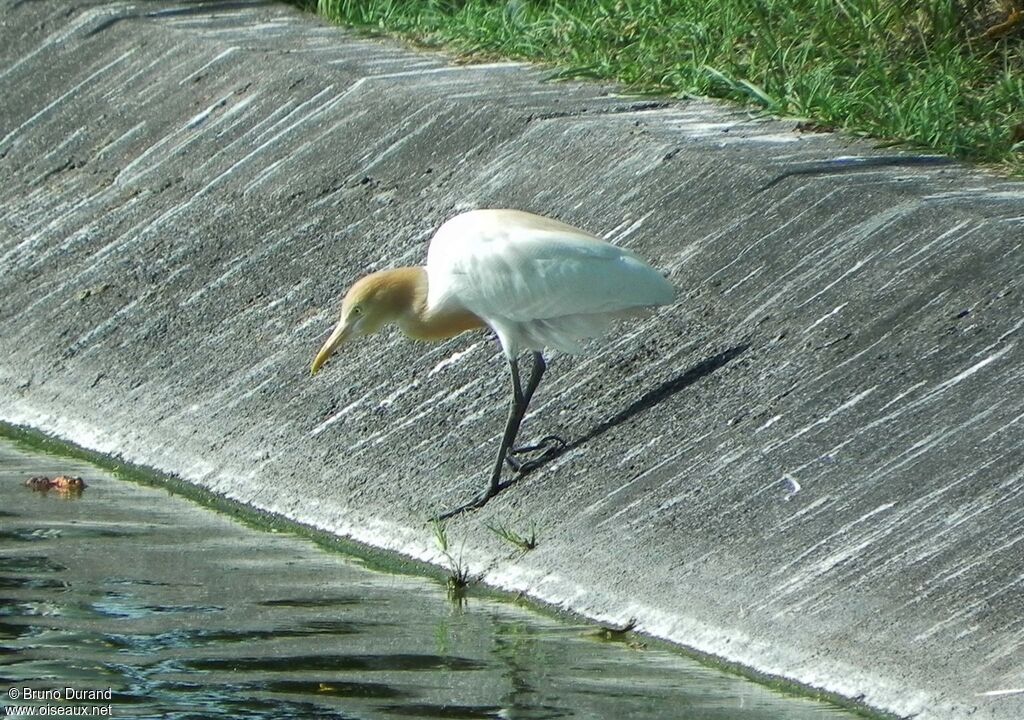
2,1,1023,718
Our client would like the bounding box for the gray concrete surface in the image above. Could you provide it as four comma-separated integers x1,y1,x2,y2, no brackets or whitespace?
2,2,1023,718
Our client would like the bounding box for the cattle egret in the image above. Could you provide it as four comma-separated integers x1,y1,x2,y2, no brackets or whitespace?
311,209,675,517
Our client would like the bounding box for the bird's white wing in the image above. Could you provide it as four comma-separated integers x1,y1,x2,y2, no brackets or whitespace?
425,210,674,355
426,209,675,323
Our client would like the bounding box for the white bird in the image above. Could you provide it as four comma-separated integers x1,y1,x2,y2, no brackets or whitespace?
311,208,675,516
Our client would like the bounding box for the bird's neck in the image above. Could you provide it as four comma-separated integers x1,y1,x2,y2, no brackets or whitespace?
384,266,484,341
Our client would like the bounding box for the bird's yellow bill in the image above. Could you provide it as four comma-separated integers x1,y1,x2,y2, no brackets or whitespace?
311,322,352,375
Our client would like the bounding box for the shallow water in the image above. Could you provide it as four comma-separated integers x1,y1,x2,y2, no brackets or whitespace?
0,438,865,719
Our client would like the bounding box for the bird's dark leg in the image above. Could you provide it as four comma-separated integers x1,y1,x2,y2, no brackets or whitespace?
505,352,565,472
439,356,529,519
521,351,546,408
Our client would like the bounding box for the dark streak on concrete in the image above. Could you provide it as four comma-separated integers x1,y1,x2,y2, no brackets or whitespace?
1,2,1023,719
758,155,955,192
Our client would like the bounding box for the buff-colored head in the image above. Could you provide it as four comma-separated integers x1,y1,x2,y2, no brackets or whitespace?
310,268,423,375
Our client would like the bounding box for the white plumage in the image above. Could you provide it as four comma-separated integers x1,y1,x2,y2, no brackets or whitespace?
426,209,675,356
311,208,675,516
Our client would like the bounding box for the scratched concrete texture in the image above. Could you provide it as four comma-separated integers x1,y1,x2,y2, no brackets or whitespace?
2,1,1023,718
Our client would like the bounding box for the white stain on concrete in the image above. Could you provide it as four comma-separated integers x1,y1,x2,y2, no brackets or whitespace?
1,49,137,149
430,343,481,375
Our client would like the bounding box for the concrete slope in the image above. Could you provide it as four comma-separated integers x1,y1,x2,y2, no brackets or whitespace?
2,2,1022,718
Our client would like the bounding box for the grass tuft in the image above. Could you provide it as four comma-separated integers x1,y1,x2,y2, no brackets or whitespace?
297,0,1024,175
487,519,538,555
431,519,471,600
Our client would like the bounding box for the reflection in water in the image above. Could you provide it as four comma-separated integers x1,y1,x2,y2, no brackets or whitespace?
0,439,863,719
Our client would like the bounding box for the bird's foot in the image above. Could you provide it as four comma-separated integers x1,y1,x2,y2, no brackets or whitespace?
504,435,566,474
437,485,499,521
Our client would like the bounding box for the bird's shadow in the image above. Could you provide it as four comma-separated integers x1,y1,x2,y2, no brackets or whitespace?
502,343,750,487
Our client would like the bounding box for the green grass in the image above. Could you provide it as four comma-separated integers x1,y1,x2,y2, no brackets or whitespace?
297,0,1024,174
431,519,472,600
487,519,538,555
